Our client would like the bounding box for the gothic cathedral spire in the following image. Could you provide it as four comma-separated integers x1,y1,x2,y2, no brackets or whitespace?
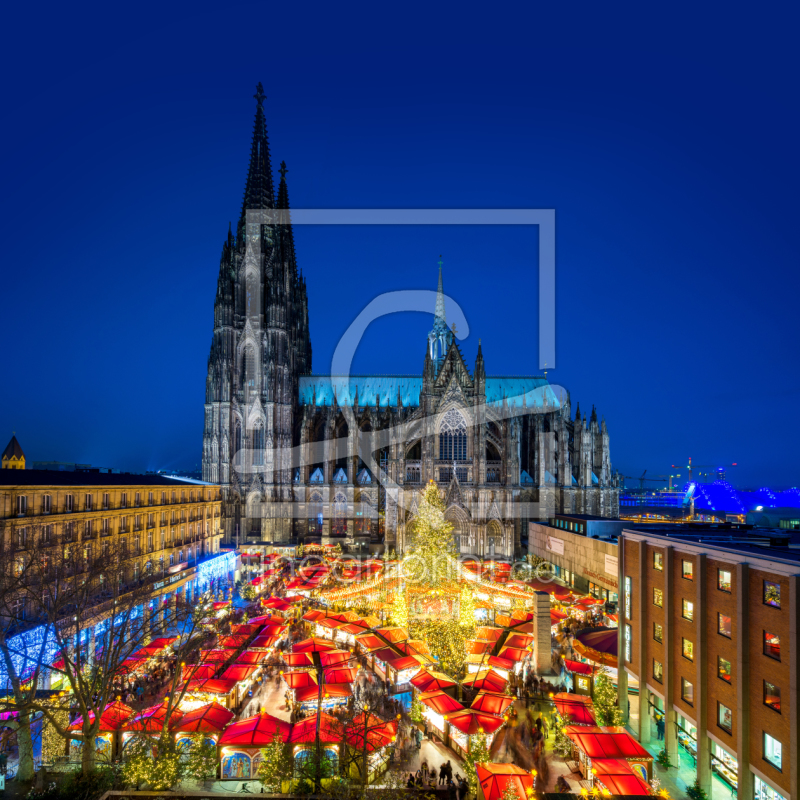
239,82,275,233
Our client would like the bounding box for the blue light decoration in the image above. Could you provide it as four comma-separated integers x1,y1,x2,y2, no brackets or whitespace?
196,551,235,591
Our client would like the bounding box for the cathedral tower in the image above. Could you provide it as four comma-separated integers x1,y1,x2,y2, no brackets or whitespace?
202,84,311,543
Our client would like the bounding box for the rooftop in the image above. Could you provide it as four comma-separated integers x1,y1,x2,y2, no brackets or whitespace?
0,469,219,489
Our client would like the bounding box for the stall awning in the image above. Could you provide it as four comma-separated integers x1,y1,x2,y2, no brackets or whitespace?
410,669,457,692
554,693,597,725
564,659,594,675
282,670,317,689
592,758,652,796
295,683,352,702
476,763,533,800
184,678,238,696
418,690,465,716
294,637,336,653
122,699,182,732
323,666,358,684
236,650,269,665
288,713,343,743
221,664,259,682
446,709,505,735
470,691,514,716
182,663,218,681
464,669,507,693
218,712,291,745
199,648,236,663
345,714,397,752
69,700,134,732
564,726,652,759
173,701,234,733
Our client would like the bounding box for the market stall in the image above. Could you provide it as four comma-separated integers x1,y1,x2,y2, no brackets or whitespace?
217,712,292,780
445,709,505,758
68,700,134,761
573,628,618,668
553,692,597,726
476,763,534,800
564,725,652,783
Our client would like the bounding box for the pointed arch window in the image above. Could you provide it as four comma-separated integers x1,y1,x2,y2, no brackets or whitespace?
332,493,347,536
308,492,323,537
253,423,265,466
439,410,467,461
234,423,242,467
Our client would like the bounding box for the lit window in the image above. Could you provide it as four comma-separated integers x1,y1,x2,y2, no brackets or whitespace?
718,613,732,638
764,631,780,660
755,777,787,800
682,560,693,580
653,588,663,607
764,681,781,713
718,656,732,683
764,733,782,771
653,552,663,571
653,622,663,643
718,703,732,732
682,638,694,661
681,678,694,705
653,660,663,683
764,581,781,608
718,569,731,592
682,599,694,621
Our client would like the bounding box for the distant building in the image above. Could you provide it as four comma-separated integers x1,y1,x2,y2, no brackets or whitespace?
2,435,25,469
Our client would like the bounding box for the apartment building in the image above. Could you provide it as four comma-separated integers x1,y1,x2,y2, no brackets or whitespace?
0,470,226,620
618,528,800,800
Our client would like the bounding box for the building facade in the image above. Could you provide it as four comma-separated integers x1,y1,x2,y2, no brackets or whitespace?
0,470,226,622
202,85,620,556
619,529,800,800
2,435,25,469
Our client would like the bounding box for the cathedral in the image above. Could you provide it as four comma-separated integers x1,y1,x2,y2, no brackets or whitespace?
202,85,620,558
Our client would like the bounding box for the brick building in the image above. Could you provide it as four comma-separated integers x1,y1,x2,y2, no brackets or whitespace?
618,528,800,800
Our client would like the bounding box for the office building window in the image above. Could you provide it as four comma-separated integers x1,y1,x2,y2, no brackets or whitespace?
718,656,731,683
764,681,781,713
764,581,781,608
681,678,694,705
653,660,663,683
718,613,732,638
682,599,694,621
653,587,663,607
682,638,694,661
653,552,663,571
85,494,92,510
718,703,733,733
764,733,782,771
653,622,663,643
764,631,780,660
755,777,787,800
42,495,51,513
682,560,693,580
718,569,732,592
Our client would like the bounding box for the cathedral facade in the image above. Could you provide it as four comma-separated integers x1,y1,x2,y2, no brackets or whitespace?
202,86,620,558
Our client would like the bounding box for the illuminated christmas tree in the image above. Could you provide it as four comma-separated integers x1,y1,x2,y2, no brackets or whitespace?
592,667,623,726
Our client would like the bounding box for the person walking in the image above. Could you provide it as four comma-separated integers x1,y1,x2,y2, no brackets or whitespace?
656,714,665,741
439,763,448,786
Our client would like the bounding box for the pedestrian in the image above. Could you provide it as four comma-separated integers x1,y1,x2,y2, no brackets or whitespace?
656,715,665,741
445,760,453,782
439,763,447,786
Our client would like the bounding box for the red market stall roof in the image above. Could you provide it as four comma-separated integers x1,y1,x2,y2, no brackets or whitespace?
219,712,292,746
418,690,465,716
289,713,343,743
564,726,652,760
564,659,594,676
554,693,597,726
173,701,235,734
294,637,337,653
475,627,504,642
470,691,514,716
487,655,515,671
218,635,249,649
504,633,534,649
263,598,293,610
184,678,238,696
354,633,385,652
551,609,568,624
319,650,352,668
303,610,326,622
131,646,162,658
464,669,507,693
147,637,178,649
592,758,652,796
446,709,505,736
200,649,236,663
467,640,493,656
116,657,145,676
476,763,533,800
345,714,398,752
316,617,346,631
410,669,457,692
250,576,263,585
236,650,269,665
231,624,261,635
282,670,318,689
182,663,218,681
284,652,314,667
574,628,618,667
250,634,280,649
340,620,374,636
212,602,230,610
69,700,134,732
295,683,352,703
375,627,409,643
123,700,182,732
220,664,259,682
324,666,358,684
496,646,528,663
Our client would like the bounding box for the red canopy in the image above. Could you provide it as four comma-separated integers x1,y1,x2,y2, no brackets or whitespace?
231,624,261,635
199,648,236,663
173,701,234,733
410,669,457,692
464,669,507,693
220,664,259,682
564,659,594,675
147,636,178,649
122,699,182,732
236,650,269,665
295,683,352,702
284,652,314,667
283,670,317,689
573,627,619,667
218,635,249,649
564,726,652,759
487,655,514,671
467,640,493,655
344,714,398,752
116,657,145,676
250,634,280,649
212,602,230,610
475,627,504,642
303,610,326,622
182,663,218,681
592,758,652,796
319,650,352,668
184,678,238,695
446,709,505,735
554,693,597,726
323,666,358,684
496,647,527,663
375,627,409,643
551,609,568,624
69,700,134,732
218,713,292,745
263,598,293,610
288,713,343,743
470,691,514,716
294,637,336,653
476,763,533,800
418,690,465,716
504,633,534,649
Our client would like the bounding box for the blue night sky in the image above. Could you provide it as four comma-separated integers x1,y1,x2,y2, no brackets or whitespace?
1,1,797,488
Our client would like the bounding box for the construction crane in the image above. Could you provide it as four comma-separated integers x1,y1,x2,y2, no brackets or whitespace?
620,470,669,491
671,457,739,483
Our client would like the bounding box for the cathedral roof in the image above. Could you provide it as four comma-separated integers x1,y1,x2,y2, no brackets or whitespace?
2,435,24,460
297,375,561,409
